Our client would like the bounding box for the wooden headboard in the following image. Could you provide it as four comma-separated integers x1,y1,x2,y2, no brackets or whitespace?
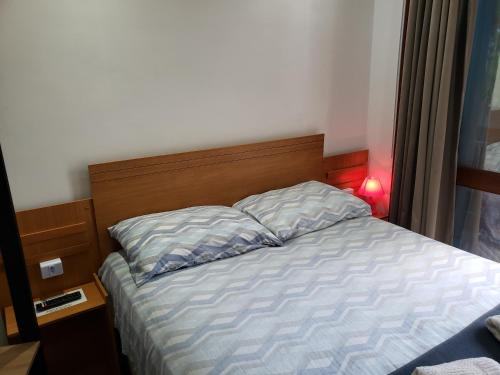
89,134,325,256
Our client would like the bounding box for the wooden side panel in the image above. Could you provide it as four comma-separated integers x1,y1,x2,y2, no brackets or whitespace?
323,150,369,191
327,166,368,186
457,167,500,195
89,134,325,256
0,199,101,308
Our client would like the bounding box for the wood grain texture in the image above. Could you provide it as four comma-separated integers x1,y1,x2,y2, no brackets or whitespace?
89,134,325,256
457,166,500,195
323,150,369,191
5,276,119,375
0,199,101,309
4,280,105,338
0,342,39,375
94,273,108,299
327,166,368,186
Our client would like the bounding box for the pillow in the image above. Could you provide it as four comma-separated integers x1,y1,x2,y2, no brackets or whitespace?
233,180,371,241
109,206,282,286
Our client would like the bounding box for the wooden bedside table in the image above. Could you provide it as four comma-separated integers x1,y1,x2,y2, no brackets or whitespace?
4,275,119,375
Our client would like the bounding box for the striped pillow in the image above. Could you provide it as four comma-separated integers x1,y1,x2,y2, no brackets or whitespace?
109,206,282,286
233,181,371,241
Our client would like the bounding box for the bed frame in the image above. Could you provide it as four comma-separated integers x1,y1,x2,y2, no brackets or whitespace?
89,133,370,259
89,134,326,257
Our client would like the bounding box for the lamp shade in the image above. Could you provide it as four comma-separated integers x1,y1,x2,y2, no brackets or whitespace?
358,176,384,198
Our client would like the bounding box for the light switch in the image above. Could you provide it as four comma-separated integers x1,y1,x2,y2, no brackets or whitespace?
40,258,63,279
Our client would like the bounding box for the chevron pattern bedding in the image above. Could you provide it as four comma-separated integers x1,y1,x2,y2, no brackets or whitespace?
108,206,282,286
99,217,500,375
233,181,372,241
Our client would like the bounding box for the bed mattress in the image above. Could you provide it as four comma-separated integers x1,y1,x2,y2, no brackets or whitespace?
99,216,500,375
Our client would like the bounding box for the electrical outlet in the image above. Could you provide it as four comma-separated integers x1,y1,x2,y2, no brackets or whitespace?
40,258,64,279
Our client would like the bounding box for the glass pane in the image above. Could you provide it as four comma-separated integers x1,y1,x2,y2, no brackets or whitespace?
453,186,500,262
458,1,500,172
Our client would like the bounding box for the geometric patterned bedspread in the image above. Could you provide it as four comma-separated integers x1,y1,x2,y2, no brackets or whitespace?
99,217,500,375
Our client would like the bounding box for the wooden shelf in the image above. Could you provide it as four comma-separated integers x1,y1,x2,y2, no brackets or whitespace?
4,276,106,339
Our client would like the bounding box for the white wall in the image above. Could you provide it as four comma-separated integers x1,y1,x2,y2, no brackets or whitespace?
366,0,404,212
0,0,374,210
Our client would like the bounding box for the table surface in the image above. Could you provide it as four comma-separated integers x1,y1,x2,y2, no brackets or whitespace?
0,341,39,375
4,280,106,338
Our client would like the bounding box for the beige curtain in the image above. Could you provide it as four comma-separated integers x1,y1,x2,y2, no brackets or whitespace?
390,0,477,243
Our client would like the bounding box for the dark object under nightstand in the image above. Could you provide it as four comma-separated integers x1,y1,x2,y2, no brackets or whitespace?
4,275,119,375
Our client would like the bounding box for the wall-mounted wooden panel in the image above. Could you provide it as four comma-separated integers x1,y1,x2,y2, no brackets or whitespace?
323,150,369,192
0,199,100,309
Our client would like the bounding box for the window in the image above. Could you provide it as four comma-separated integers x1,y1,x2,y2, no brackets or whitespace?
453,0,500,260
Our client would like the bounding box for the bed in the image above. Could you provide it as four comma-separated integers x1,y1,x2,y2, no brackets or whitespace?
89,134,500,374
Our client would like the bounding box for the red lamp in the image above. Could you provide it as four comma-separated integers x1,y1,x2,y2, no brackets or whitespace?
358,176,384,216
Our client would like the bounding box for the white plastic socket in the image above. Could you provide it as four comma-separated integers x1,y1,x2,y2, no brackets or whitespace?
40,258,64,279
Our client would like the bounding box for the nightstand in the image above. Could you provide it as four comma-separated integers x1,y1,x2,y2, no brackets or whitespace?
4,275,119,375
